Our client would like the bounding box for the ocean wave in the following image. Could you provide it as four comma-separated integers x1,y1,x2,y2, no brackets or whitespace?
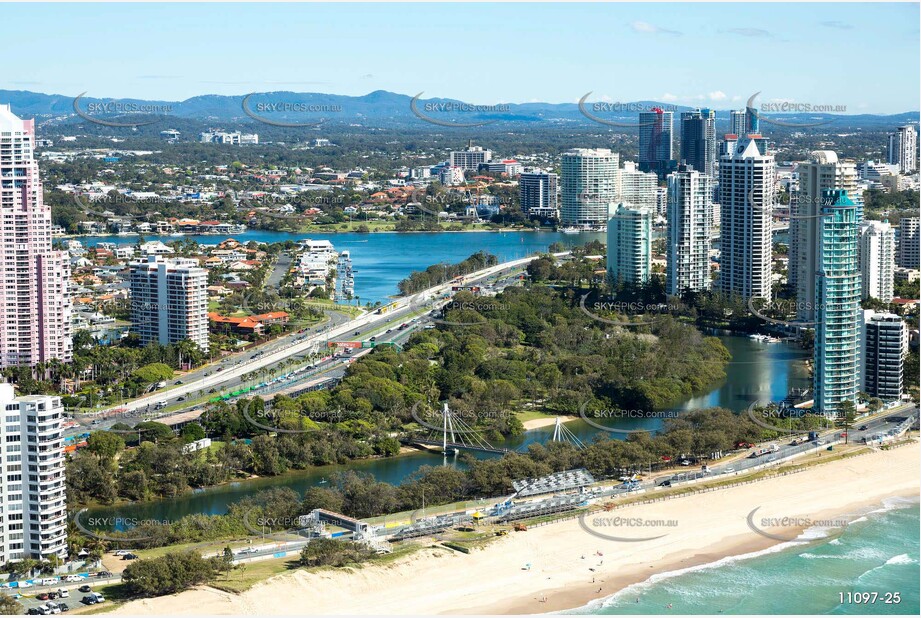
885,553,916,566
571,541,809,612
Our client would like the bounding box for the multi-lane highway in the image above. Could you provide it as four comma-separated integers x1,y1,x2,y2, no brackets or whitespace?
69,255,546,435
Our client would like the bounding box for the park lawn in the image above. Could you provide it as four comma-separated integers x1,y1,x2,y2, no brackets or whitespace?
515,409,556,423
209,556,296,593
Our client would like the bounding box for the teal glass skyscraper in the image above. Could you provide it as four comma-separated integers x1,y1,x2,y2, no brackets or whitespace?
813,188,861,417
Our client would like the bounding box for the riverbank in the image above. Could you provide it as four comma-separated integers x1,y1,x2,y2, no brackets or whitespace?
111,441,920,616
521,415,578,430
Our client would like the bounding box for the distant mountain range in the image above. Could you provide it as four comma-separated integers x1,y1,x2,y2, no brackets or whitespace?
1,89,916,130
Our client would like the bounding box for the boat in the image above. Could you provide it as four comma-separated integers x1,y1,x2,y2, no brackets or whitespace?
559,226,581,234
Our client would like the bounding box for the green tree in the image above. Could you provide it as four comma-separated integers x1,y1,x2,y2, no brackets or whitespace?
121,551,218,597
181,422,207,443
86,431,126,459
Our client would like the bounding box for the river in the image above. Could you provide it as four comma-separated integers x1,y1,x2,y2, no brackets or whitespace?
72,230,605,304
79,229,810,525
85,334,810,525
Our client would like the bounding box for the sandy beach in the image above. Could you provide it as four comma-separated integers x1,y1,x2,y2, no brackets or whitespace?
114,441,920,616
521,415,578,430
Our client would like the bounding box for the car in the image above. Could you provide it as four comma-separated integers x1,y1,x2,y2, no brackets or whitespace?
236,547,258,555
680,460,691,466
658,480,672,487
78,585,92,593
204,372,211,376
38,593,50,601
723,466,735,473
91,419,101,426
82,596,97,605
28,608,41,615
96,571,113,578
113,550,130,556
369,336,376,342
63,576,81,583
121,553,138,560
208,388,217,393
177,396,186,402
58,603,69,612
175,380,183,385
216,367,224,372
858,424,869,431
353,330,360,336
57,589,69,599
385,329,392,333
49,592,59,600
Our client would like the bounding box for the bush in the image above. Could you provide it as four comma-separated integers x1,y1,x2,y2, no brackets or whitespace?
121,551,229,597
298,538,373,568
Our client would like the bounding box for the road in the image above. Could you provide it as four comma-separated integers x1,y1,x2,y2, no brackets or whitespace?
68,255,549,435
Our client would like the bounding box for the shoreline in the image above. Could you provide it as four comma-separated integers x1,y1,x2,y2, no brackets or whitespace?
521,415,578,430
57,227,573,242
112,441,920,616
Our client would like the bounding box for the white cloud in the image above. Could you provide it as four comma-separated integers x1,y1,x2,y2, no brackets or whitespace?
709,91,728,101
661,93,678,102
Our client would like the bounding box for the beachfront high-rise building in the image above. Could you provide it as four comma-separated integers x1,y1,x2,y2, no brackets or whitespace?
717,135,774,301
0,104,73,369
638,108,676,179
606,203,652,285
666,168,713,295
860,312,906,401
858,220,895,303
449,141,492,172
129,255,209,351
887,125,918,173
813,189,861,418
0,383,68,563
896,217,920,269
519,169,559,219
680,109,717,179
619,168,658,212
560,148,619,227
790,152,861,321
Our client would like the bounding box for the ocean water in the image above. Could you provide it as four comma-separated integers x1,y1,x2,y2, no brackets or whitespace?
571,498,920,615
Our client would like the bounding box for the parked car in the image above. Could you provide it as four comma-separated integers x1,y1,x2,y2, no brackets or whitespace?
58,603,69,612
96,571,113,578
57,589,69,598
121,553,138,560
78,585,92,593
37,593,50,601
63,576,82,583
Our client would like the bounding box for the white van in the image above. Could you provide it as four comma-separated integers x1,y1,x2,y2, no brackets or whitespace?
40,577,58,586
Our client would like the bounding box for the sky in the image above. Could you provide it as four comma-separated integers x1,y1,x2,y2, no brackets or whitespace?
1,2,918,113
